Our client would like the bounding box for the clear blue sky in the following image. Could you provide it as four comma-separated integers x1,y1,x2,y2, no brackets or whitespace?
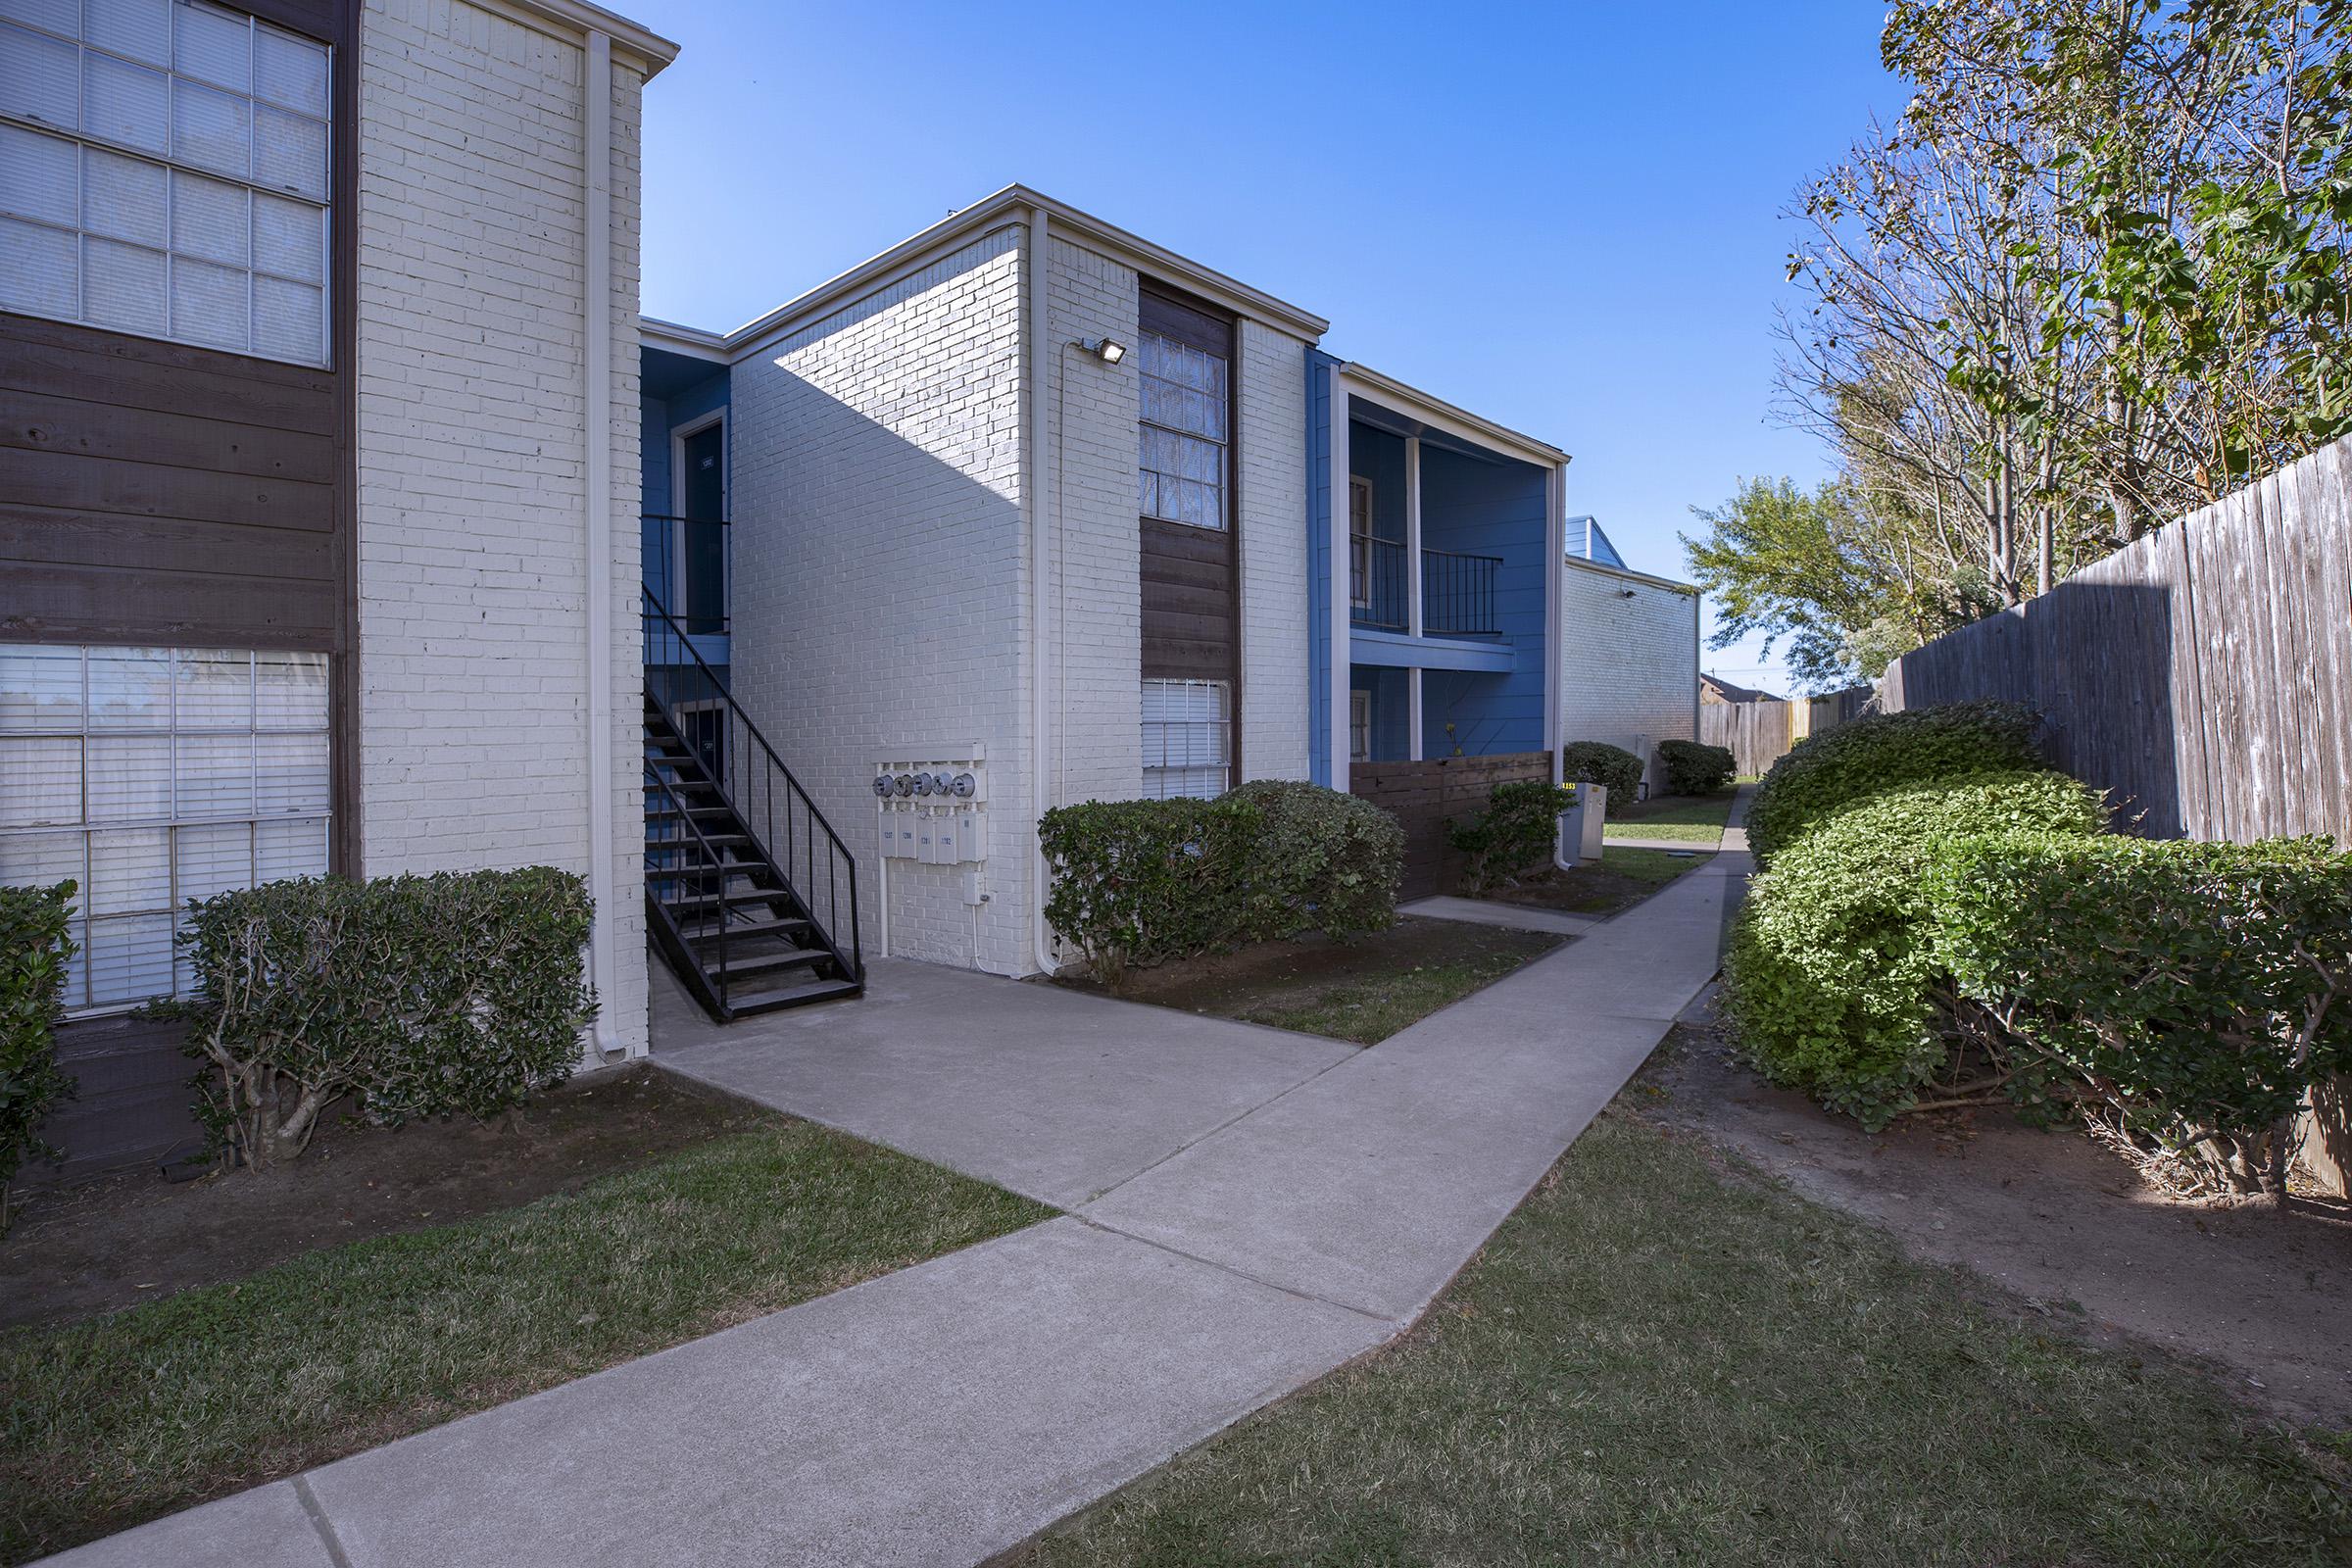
629,2,1906,696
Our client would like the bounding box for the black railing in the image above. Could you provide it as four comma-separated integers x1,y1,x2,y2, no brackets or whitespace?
643,588,861,995
644,514,729,636
1348,539,1501,637
1421,546,1500,636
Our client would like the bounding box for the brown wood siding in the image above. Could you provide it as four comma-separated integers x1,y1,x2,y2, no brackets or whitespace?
1349,752,1554,900
6,0,358,1184
1137,282,1241,774
0,0,358,875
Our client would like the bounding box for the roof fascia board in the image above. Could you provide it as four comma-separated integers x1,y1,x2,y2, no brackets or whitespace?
718,185,1329,365
1562,553,1696,595
1338,363,1569,468
639,317,730,362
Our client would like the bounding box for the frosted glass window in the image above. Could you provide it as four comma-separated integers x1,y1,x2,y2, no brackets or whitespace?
1141,679,1231,800
0,1,331,365
1138,331,1229,530
0,644,331,1012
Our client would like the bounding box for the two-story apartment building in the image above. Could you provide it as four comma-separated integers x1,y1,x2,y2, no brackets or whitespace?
1,0,674,1170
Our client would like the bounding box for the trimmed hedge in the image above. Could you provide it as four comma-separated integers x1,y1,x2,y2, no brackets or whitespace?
1,881,77,1230
1931,834,2352,1192
1656,738,1736,796
1448,779,1575,895
1743,700,2042,863
1561,741,1642,817
1040,783,1401,983
167,867,596,1169
1223,780,1403,943
1724,770,2109,1128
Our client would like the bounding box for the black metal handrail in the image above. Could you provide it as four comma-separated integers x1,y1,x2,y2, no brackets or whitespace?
644,514,730,636
1348,538,1501,637
643,586,862,984
642,756,739,1002
1422,546,1500,636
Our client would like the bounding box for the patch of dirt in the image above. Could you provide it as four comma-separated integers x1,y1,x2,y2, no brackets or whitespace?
1639,992,2352,1430
1053,917,1561,1029
0,1064,778,1330
1488,854,1706,916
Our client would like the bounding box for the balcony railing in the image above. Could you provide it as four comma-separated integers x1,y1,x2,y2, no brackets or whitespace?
1349,537,1501,637
645,514,729,637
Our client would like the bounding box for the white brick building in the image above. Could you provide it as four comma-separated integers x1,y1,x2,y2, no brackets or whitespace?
1558,554,1701,795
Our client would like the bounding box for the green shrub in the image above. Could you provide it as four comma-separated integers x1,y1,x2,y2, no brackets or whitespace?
1447,780,1576,895
1930,834,2352,1193
1656,739,1736,797
1040,797,1263,984
1561,741,1642,817
1744,701,2042,863
1222,780,1403,942
1,882,77,1231
1724,770,2108,1128
1041,788,1405,983
167,867,596,1169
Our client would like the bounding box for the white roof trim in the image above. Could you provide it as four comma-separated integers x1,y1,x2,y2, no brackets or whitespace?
647,185,1330,364
1338,363,1570,467
640,317,729,362
1563,553,1695,595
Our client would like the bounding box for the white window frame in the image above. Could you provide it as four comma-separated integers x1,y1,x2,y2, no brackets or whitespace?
1348,475,1374,611
666,407,726,625
0,0,334,367
1137,328,1231,532
1140,677,1231,800
1348,688,1371,762
0,643,332,1014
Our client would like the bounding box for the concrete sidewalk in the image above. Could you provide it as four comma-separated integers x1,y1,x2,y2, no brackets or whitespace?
47,815,1749,1568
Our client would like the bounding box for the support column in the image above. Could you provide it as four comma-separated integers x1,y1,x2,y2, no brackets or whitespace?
1408,667,1424,761
1404,435,1423,639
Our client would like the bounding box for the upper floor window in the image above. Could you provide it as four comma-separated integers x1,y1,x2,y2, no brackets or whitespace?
0,0,331,366
1137,287,1233,531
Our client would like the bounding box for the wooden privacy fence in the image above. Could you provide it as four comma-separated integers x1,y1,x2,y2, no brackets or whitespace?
1348,752,1552,901
1877,432,2352,845
1877,431,2352,1196
1700,688,1871,777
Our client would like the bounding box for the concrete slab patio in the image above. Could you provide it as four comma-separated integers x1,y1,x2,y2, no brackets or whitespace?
43,800,1751,1568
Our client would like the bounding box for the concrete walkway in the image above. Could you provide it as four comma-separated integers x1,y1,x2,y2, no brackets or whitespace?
47,818,1748,1568
1397,893,1603,936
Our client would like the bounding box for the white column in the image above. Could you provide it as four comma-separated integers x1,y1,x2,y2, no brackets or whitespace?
581,28,622,1061
1408,667,1424,761
1328,369,1351,793
1404,435,1423,639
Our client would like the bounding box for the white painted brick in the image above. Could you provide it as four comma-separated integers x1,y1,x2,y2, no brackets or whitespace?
1559,560,1700,793
353,0,648,1052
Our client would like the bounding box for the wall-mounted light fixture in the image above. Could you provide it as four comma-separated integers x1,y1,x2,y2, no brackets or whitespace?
1079,337,1127,365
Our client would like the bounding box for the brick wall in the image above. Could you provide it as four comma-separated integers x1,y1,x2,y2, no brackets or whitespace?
729,228,1032,974
1349,752,1554,900
353,0,648,1052
1558,558,1699,794
1237,318,1310,781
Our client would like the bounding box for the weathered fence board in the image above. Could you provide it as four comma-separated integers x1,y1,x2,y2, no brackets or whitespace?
1701,688,1868,777
1881,430,2352,850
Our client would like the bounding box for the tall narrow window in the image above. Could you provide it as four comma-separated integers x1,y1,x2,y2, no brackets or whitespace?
1348,476,1374,610
0,0,333,366
1348,688,1371,762
1137,305,1230,530
1141,679,1229,800
0,644,331,1011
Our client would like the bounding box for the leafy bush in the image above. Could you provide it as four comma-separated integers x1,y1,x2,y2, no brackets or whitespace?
1560,741,1642,817
1447,780,1576,895
1931,834,2352,1194
1223,780,1403,942
168,867,596,1169
1744,700,2043,863
1,882,77,1231
1656,739,1736,796
1041,787,1406,984
1724,770,2108,1128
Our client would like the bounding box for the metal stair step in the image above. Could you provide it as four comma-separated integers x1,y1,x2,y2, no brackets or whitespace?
706,947,830,981
724,974,864,1016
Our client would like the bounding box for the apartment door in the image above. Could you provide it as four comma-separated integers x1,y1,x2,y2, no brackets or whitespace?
676,417,726,635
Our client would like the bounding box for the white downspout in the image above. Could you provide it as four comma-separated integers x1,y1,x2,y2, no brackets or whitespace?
583,29,622,1058
1328,368,1351,793
1028,204,1059,977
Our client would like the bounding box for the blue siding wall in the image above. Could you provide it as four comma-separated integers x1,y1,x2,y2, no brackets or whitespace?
638,366,728,612
1348,665,1410,760
1419,447,1548,754
1307,349,1337,786
1348,424,1408,543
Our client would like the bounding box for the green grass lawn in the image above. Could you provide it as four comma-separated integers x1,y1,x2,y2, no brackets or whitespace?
0,1124,1051,1564
1603,791,1738,843
1242,931,1561,1044
1029,1112,2351,1568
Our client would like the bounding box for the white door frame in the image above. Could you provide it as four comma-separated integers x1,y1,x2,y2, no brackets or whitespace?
668,408,726,619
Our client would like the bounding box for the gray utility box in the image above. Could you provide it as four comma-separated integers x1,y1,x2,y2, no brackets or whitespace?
1558,783,1607,866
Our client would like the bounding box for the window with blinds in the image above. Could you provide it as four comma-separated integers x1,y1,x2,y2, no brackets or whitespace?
1141,678,1229,800
1138,329,1229,529
0,0,331,366
0,644,331,1011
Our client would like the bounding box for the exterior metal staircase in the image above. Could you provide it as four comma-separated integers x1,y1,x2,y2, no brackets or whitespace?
643,589,862,1020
